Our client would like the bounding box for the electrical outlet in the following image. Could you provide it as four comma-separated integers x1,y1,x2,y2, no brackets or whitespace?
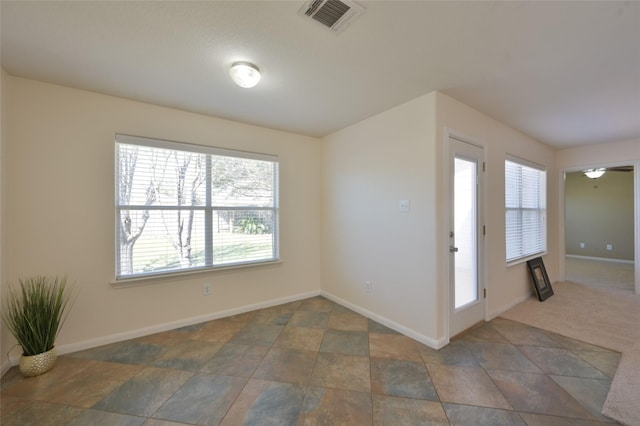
203,283,212,295
606,244,613,251
399,200,410,213
365,280,372,293
580,242,585,249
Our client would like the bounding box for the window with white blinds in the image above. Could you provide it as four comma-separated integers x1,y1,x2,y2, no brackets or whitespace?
505,158,547,263
115,134,279,279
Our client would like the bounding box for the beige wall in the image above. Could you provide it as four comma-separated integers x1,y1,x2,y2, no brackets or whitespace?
565,171,634,261
2,73,564,365
2,76,323,366
322,93,440,345
1,69,8,366
557,139,640,169
321,91,558,347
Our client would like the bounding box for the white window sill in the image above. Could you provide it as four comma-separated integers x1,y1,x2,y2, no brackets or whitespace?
111,259,282,288
506,252,548,268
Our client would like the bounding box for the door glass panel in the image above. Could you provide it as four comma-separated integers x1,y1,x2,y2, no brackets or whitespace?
454,157,478,309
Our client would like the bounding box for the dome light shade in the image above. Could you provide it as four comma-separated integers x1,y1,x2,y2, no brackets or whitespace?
229,62,261,88
584,168,606,179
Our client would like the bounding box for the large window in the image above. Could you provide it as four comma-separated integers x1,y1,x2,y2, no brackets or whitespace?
115,134,279,279
505,158,546,262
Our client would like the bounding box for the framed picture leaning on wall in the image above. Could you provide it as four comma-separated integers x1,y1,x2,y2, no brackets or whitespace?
527,257,554,301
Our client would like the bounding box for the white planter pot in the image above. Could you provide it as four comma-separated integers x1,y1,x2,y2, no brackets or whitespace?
19,347,57,377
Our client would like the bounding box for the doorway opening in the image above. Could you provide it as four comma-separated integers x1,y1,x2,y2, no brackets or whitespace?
563,164,637,294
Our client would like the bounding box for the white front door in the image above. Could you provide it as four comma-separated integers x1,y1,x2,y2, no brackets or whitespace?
449,135,485,337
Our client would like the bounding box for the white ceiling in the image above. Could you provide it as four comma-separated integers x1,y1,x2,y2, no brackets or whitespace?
1,1,639,148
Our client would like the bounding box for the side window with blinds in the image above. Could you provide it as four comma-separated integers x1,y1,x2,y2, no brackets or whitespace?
505,158,547,263
115,134,279,280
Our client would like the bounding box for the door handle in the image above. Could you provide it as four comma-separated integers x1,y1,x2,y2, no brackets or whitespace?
449,246,459,253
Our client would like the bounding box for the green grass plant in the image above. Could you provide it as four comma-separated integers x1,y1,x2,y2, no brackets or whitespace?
1,276,76,356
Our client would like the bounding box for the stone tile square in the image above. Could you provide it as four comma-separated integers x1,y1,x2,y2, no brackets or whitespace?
456,322,509,344
199,343,268,377
0,395,28,420
253,348,316,385
468,342,543,373
39,360,142,408
298,296,336,312
92,367,193,417
189,318,247,343
487,369,597,420
220,379,305,426
575,350,621,379
299,387,373,425
320,329,369,356
369,333,422,362
443,403,525,426
226,311,256,323
2,356,96,400
143,419,193,426
0,400,84,426
518,345,610,379
418,341,479,367
152,340,223,371
310,353,371,392
426,364,512,410
288,310,330,329
152,373,247,425
250,308,293,326
134,329,199,347
371,357,438,400
372,395,448,426
549,332,616,353
274,326,325,351
518,412,608,425
277,300,304,311
331,304,359,315
368,320,400,335
69,340,166,365
67,409,146,426
327,311,368,332
228,322,284,346
551,375,613,422
491,318,563,347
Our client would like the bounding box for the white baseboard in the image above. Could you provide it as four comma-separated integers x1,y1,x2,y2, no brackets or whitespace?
488,292,534,320
53,290,321,358
566,254,634,265
320,290,446,349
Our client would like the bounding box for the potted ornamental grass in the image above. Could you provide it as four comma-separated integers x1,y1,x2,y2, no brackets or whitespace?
1,275,76,377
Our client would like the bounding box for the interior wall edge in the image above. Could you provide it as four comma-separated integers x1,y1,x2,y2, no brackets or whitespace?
321,289,446,350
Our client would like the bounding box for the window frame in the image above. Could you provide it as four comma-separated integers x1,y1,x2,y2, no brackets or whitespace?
114,134,280,281
505,156,547,264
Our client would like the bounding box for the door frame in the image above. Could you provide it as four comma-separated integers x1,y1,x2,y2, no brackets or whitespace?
444,128,488,342
558,160,640,294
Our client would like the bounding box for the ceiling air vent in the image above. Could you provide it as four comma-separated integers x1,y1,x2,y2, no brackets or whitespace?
299,0,364,33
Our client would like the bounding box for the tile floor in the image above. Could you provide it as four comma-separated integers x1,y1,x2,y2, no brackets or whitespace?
1,296,622,425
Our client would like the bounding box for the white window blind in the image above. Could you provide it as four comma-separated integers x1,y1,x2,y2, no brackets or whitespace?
505,158,547,262
115,134,279,279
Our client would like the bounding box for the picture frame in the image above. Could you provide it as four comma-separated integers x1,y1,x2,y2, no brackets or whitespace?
526,257,554,301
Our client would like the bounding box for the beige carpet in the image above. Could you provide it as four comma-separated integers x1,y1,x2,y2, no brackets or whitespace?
565,256,635,293
501,281,640,425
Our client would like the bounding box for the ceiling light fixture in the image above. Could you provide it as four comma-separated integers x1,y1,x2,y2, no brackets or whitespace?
584,168,606,179
229,62,261,88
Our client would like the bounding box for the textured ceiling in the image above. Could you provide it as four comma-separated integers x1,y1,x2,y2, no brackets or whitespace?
1,1,639,148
